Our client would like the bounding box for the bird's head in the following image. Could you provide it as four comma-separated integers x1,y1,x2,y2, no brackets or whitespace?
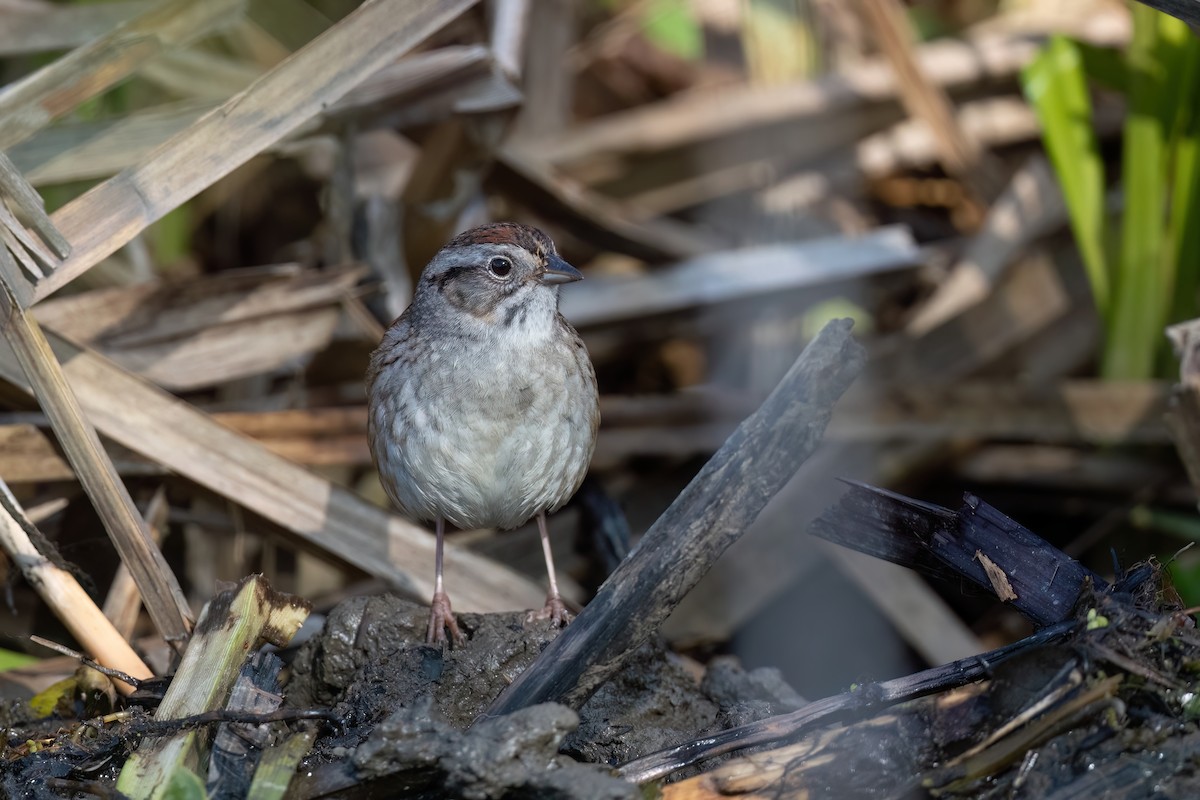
414,223,582,332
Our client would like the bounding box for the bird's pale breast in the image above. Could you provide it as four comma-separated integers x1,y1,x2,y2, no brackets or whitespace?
368,320,597,530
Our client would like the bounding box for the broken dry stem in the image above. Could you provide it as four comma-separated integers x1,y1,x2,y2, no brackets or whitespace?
0,481,151,695
103,486,168,639
487,318,866,716
0,151,70,259
116,575,311,799
0,262,192,647
247,728,319,800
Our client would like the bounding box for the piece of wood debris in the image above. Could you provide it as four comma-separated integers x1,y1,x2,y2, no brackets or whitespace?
115,576,310,798
975,550,1018,602
488,319,865,715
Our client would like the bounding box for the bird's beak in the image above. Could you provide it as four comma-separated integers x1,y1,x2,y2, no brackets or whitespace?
538,255,584,285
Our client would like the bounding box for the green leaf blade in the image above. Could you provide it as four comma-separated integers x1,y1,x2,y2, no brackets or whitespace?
1022,36,1110,317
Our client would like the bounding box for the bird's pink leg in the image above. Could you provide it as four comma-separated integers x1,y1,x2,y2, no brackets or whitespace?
529,511,573,627
427,516,463,644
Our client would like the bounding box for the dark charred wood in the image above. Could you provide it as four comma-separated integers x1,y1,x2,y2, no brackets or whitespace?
616,619,1080,784
810,481,1107,626
485,319,866,716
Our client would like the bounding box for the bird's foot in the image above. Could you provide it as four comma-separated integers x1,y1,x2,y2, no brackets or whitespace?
526,594,574,628
426,591,464,645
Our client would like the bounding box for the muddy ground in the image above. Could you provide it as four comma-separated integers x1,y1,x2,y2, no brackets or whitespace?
284,594,804,798
8,583,1200,799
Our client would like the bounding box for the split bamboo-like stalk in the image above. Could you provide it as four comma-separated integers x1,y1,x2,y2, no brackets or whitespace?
0,479,152,695
116,576,310,798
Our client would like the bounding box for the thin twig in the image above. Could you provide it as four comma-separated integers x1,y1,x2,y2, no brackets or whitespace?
29,635,146,689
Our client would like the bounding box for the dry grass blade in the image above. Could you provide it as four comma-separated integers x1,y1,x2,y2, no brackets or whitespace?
0,0,244,152
103,487,168,640
0,422,158,484
35,267,362,391
0,1,155,57
9,101,217,187
35,265,363,346
32,0,480,308
0,152,69,258
853,0,1004,205
0,247,192,648
0,477,152,695
324,44,494,119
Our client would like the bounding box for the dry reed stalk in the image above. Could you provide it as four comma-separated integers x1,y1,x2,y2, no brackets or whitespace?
30,0,479,307
853,0,1003,205
0,479,152,695
0,0,245,153
103,487,169,640
0,247,192,647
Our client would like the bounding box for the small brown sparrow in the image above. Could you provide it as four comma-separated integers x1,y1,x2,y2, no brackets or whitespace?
366,223,600,644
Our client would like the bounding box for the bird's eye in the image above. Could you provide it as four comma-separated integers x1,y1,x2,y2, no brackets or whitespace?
488,256,513,277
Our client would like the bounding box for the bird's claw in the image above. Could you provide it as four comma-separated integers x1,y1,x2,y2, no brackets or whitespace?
526,594,574,628
426,591,464,645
